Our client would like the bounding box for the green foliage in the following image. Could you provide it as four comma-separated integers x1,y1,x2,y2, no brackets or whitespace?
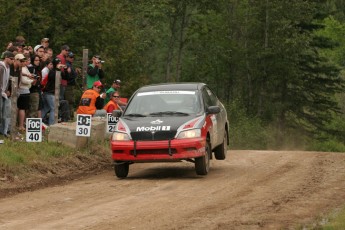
226,100,268,150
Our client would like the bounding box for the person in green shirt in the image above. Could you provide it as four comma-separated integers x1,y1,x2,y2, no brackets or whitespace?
86,55,104,89
105,79,121,104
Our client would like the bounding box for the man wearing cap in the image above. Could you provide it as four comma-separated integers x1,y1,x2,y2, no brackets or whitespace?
65,51,78,119
86,55,104,89
0,51,15,137
104,79,121,104
34,45,45,59
77,81,106,117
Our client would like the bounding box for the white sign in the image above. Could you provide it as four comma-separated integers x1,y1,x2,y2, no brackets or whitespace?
26,118,42,142
76,114,92,137
107,113,119,133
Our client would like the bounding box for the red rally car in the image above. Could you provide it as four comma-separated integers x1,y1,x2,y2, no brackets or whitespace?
110,83,229,178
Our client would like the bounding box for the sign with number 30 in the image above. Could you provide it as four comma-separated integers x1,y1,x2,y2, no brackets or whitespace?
76,114,92,137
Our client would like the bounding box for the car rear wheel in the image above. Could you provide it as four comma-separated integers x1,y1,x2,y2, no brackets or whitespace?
195,141,211,175
214,130,228,160
114,161,129,179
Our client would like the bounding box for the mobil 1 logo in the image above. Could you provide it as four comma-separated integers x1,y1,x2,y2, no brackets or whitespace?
107,113,119,133
76,114,92,137
26,118,42,142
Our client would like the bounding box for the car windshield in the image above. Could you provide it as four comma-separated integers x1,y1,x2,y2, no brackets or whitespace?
124,90,202,116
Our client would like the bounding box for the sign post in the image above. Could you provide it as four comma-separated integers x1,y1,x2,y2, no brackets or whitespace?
76,114,92,137
26,118,42,142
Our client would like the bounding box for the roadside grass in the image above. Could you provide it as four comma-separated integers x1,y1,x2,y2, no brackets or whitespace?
322,207,345,230
0,139,111,179
0,141,75,167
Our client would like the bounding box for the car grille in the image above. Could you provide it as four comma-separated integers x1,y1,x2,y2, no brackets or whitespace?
131,131,176,141
130,149,177,155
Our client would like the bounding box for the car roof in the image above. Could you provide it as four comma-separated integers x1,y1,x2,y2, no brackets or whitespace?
137,82,206,92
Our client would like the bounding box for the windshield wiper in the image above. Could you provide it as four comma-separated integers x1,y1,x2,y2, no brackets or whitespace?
125,113,147,117
150,111,189,116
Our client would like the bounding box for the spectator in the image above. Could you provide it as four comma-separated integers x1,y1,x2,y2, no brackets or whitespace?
5,42,13,50
7,46,18,55
56,45,70,100
44,47,53,60
15,35,26,46
41,58,64,125
34,45,45,60
105,79,121,104
86,55,104,89
41,38,49,49
41,59,52,87
17,54,35,131
13,42,25,54
64,51,78,120
0,51,15,138
28,55,42,118
77,81,106,117
103,91,123,113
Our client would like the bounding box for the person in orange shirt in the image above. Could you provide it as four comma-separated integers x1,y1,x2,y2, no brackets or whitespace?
77,81,106,116
103,91,123,113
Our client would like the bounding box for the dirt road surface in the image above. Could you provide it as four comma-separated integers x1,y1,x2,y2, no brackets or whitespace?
1,150,345,230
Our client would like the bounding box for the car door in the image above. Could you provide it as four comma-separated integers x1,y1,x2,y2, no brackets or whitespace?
201,86,221,147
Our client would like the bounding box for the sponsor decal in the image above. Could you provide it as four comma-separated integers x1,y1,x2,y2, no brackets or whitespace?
151,119,163,124
136,126,171,132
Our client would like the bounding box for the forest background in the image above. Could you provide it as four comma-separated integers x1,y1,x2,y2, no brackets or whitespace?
1,0,345,151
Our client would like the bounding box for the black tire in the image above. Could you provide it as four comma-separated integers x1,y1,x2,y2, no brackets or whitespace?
214,130,228,160
114,162,129,179
195,141,211,175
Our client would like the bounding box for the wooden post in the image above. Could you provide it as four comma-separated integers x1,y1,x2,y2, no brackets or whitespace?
82,49,89,91
54,71,61,124
10,77,18,141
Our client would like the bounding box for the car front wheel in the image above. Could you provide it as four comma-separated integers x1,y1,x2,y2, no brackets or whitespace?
114,161,129,179
195,141,211,175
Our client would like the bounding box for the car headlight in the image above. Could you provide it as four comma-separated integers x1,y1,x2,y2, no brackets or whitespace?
112,132,131,141
176,129,201,139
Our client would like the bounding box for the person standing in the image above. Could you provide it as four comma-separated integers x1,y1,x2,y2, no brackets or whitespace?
86,55,104,89
28,55,42,118
64,52,78,120
17,54,35,131
77,81,106,117
41,58,63,125
56,45,70,100
0,51,14,138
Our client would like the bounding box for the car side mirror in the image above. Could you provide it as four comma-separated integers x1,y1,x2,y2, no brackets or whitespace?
206,106,220,114
112,110,122,117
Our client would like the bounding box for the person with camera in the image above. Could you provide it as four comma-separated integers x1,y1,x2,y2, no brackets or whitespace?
56,45,70,100
86,55,104,89
28,55,42,119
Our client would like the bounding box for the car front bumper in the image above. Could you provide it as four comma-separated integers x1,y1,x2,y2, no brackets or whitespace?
111,138,206,162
